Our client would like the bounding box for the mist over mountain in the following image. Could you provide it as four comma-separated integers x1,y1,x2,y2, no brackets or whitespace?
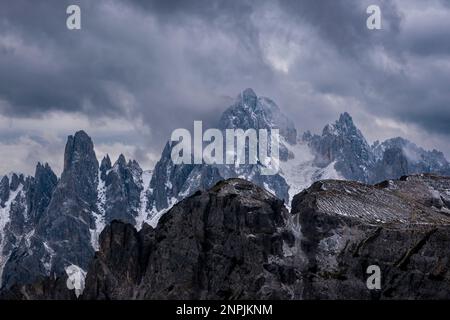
0,89,449,295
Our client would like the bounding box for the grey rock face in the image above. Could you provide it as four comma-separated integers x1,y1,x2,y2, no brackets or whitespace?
305,113,450,184
0,275,77,300
1,90,450,297
80,175,450,300
370,137,450,182
146,89,294,219
146,142,197,212
0,166,57,289
27,163,58,225
0,131,149,292
1,131,99,290
305,112,374,183
102,155,143,225
84,179,293,300
292,174,450,299
219,88,297,146
0,176,10,205
100,155,112,181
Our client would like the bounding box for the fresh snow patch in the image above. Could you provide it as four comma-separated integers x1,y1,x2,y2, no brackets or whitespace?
319,161,342,180
148,196,178,228
263,182,276,196
25,229,35,250
90,170,107,251
0,183,24,285
42,241,56,274
279,140,342,205
65,264,86,298
135,170,153,230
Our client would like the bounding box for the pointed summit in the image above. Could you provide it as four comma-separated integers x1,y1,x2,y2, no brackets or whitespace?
240,88,257,108
0,175,9,205
323,112,360,137
338,112,353,123
9,173,22,192
100,155,112,171
336,112,357,132
34,162,56,182
221,88,296,143
64,130,97,172
115,154,127,167
61,130,99,202
310,112,374,182
30,162,57,223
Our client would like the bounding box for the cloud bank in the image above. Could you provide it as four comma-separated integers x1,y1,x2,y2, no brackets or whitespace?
0,0,449,175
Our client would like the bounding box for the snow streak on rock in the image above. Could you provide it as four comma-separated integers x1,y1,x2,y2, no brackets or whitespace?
0,181,24,286
90,170,107,251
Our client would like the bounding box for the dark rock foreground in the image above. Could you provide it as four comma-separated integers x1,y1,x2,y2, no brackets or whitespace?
3,174,450,299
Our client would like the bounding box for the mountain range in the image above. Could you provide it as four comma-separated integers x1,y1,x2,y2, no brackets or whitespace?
3,174,450,299
1,88,449,296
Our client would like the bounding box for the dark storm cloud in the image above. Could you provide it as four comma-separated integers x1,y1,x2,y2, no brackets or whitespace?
277,0,401,56
0,0,128,117
275,0,450,137
0,0,449,175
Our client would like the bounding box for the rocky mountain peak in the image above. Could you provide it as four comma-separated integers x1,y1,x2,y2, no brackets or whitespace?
338,111,353,126
240,88,257,108
34,163,57,188
308,113,373,182
115,154,127,168
322,112,361,138
0,175,10,205
220,88,297,144
128,160,143,182
371,136,450,180
35,162,55,178
4,175,450,300
146,89,294,214
100,155,112,180
63,130,98,174
28,162,58,224
100,153,144,225
78,174,450,300
83,178,289,300
100,155,111,170
8,174,23,192
60,131,99,204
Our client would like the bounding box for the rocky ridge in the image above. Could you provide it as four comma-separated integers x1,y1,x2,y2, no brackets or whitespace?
1,88,450,295
20,174,447,300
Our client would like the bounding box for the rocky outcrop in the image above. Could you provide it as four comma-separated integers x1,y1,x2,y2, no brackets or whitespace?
27,163,58,225
145,89,293,217
292,174,450,299
306,112,374,183
80,175,450,300
102,155,143,225
1,90,450,298
0,167,57,289
0,276,76,300
370,137,450,182
0,130,155,293
304,114,450,184
84,179,293,299
1,131,99,290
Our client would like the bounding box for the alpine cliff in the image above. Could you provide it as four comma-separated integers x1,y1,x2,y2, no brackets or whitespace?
4,175,450,299
82,174,450,300
0,88,449,296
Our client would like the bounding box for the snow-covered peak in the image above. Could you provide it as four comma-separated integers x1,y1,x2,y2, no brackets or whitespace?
220,89,297,144
322,112,366,142
238,88,258,109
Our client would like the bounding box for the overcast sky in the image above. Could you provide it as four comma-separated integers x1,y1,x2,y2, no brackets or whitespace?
1,0,449,176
